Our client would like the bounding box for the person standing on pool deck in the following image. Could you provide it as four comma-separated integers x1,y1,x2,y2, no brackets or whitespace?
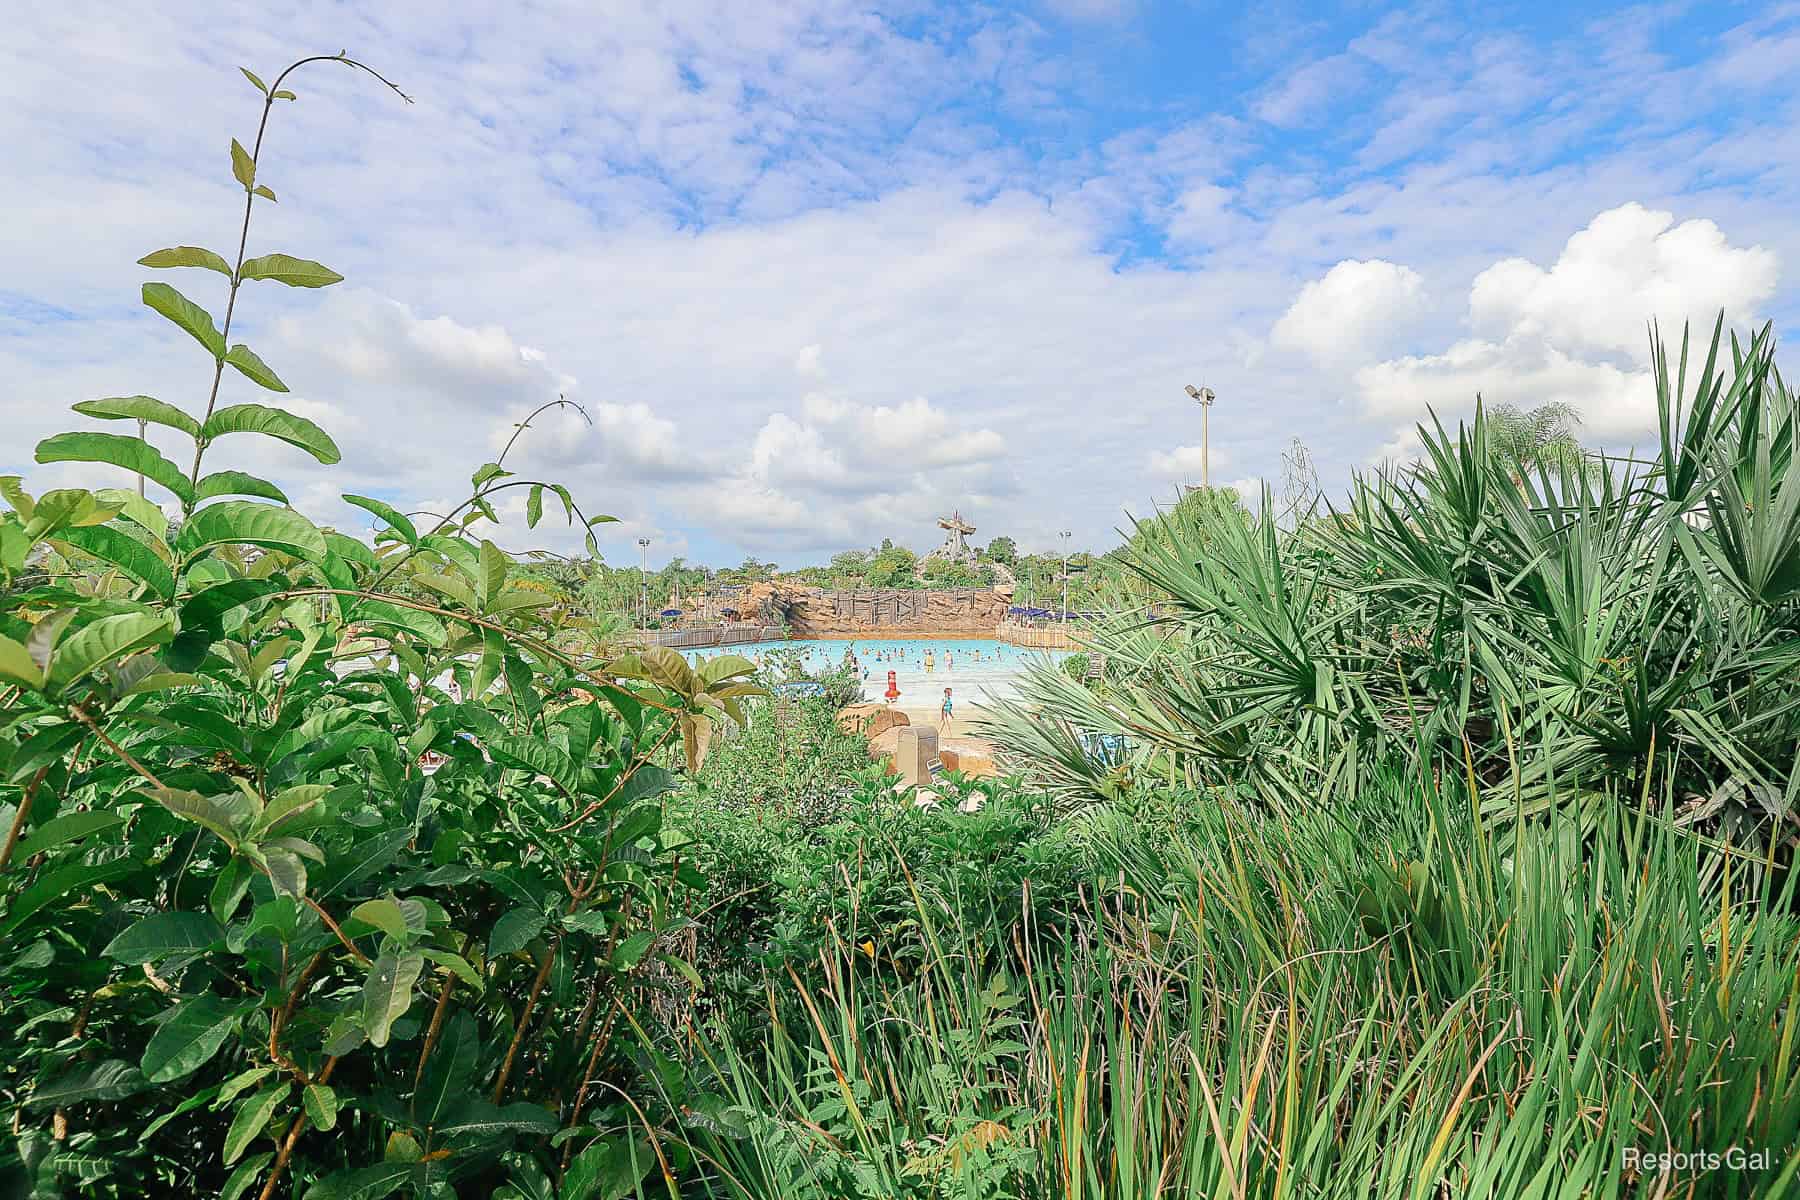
941,687,953,722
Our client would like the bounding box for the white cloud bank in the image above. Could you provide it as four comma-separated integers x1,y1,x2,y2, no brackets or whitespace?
1271,259,1430,367
1268,204,1782,455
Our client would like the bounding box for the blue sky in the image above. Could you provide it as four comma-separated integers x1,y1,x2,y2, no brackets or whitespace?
3,1,1797,566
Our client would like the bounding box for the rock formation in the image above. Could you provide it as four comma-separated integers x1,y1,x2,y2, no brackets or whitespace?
737,582,1008,638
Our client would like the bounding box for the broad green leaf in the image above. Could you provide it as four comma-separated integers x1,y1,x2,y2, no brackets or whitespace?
419,948,482,991
412,1012,477,1129
323,530,378,570
116,668,200,698
661,952,704,990
221,1154,274,1200
223,345,288,392
485,589,555,616
52,524,176,598
472,627,504,697
420,534,479,576
138,246,233,278
565,1135,657,1200
525,484,543,528
229,138,255,188
0,856,139,935
610,646,696,696
697,654,757,685
47,611,177,691
272,89,296,101
35,431,195,506
487,907,545,958
361,951,425,1047
0,475,34,518
239,67,268,95
258,784,329,836
25,610,73,674
223,1084,289,1164
0,634,45,688
259,844,308,898
349,898,409,941
176,500,326,561
562,911,609,935
27,1060,144,1110
142,282,225,358
434,1099,559,1139
141,995,238,1082
342,494,419,545
253,184,277,202
12,810,122,859
179,577,288,634
414,570,477,611
74,394,202,436
217,1066,274,1108
303,1083,338,1131
105,911,227,964
150,788,241,846
478,539,508,605
201,403,337,462
348,599,447,647
20,487,124,538
487,734,579,796
195,470,290,505
301,1163,411,1200
239,253,343,288
612,930,655,971
471,462,509,489
8,722,87,783
95,487,171,539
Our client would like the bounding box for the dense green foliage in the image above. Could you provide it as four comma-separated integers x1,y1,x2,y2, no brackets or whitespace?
684,771,1800,1198
0,58,756,1199
8,54,1799,1200
989,333,1800,840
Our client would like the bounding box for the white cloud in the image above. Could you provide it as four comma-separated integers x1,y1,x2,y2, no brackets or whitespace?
1146,444,1231,479
1354,203,1778,446
1253,56,1364,128
1467,203,1778,361
1271,259,1429,366
3,6,1799,567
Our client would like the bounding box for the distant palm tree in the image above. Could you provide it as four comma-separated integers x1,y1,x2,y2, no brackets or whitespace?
1483,397,1588,476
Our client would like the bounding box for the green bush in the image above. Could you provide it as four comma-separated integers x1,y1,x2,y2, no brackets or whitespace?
687,772,1800,1198
989,331,1800,852
0,57,734,1199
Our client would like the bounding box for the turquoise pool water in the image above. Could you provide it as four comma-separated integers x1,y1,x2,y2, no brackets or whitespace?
686,637,1065,707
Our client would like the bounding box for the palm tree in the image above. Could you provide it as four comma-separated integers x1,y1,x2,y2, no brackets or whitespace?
1483,398,1587,476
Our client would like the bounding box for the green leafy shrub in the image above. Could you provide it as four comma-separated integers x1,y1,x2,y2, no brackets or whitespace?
0,56,746,1199
688,774,1800,1198
989,330,1800,851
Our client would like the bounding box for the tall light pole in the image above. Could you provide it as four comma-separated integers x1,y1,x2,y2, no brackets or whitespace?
1185,384,1215,488
636,537,651,628
1058,529,1072,620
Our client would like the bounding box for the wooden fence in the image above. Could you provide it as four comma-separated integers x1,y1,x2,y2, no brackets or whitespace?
995,621,1083,650
620,623,783,650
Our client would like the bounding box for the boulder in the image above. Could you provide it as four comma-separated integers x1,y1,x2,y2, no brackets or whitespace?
946,746,996,778
868,726,906,765
837,704,909,739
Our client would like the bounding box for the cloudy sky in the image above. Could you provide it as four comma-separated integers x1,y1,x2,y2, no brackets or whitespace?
4,2,1797,566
